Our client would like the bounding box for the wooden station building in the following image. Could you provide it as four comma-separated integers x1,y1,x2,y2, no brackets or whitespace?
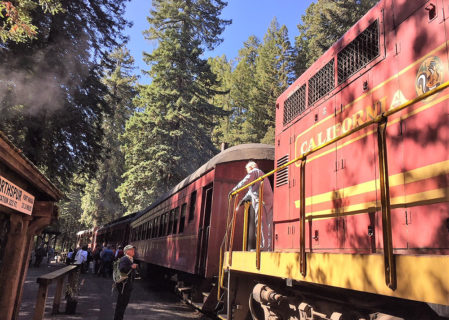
0,132,62,320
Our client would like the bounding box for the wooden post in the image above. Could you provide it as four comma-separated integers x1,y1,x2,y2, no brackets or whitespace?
33,282,49,320
52,277,65,314
12,216,51,320
0,214,30,320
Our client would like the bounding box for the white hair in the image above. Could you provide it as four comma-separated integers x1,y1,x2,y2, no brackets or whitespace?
245,161,257,170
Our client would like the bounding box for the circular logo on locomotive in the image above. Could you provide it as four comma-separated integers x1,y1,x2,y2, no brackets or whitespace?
415,56,444,98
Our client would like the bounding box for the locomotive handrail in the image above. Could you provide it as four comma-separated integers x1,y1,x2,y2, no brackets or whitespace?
218,80,449,298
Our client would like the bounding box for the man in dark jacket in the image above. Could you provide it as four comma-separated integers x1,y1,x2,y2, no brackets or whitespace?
114,245,138,320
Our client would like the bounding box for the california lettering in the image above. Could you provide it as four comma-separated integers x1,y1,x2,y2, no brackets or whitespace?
296,97,388,155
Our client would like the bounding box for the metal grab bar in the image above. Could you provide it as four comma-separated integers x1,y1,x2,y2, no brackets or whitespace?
256,180,264,270
242,202,251,251
218,80,449,294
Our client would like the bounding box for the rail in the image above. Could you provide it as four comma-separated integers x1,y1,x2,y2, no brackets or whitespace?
33,265,79,320
217,80,449,300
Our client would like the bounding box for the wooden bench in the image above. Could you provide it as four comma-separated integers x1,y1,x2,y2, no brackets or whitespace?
33,265,79,320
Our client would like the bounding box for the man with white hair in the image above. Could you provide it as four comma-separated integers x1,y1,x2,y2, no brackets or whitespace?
231,161,273,250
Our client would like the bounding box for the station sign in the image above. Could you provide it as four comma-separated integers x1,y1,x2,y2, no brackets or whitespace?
0,175,35,215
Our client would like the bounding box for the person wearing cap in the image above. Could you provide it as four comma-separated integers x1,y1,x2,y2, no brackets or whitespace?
114,245,138,320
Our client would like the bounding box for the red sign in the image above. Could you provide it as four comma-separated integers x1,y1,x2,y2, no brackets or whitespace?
0,175,35,215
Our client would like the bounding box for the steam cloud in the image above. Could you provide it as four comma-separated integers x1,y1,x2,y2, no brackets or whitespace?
0,34,91,116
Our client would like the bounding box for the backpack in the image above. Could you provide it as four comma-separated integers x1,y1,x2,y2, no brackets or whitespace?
112,259,129,284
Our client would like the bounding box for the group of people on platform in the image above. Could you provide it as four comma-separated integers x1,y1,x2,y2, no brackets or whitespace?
65,243,137,320
66,243,125,276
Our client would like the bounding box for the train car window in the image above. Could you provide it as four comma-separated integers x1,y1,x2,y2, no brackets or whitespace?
173,207,180,234
158,215,163,237
161,215,165,237
153,217,158,238
179,203,187,233
164,213,170,236
337,20,379,85
150,219,154,238
162,214,167,237
188,191,197,222
168,209,174,235
152,218,157,238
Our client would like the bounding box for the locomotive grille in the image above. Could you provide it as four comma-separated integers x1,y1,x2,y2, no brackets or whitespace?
283,84,306,126
275,155,289,187
308,59,335,106
337,20,379,84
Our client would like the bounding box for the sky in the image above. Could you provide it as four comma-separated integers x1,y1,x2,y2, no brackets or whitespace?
124,0,315,84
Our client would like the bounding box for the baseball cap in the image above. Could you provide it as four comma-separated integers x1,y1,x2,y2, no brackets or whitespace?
123,245,135,253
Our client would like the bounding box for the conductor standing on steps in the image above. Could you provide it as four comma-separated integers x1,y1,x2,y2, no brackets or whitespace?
231,161,274,251
114,245,138,320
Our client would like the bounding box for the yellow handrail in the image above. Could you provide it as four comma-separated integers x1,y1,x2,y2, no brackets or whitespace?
242,202,251,251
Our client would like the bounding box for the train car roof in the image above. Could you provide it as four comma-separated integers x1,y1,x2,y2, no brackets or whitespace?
134,143,275,221
96,211,140,232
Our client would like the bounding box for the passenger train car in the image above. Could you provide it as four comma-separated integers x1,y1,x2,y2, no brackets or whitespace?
95,212,137,249
128,144,274,303
76,227,98,249
75,213,137,250
221,0,449,319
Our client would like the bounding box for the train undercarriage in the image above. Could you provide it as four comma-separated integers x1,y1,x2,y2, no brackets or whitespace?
224,270,449,320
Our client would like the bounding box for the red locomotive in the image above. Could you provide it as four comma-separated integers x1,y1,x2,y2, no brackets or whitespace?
221,0,449,319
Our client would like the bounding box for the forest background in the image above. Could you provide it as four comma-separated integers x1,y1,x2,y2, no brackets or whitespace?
0,0,378,250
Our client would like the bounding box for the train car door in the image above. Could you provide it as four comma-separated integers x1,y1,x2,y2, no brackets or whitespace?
302,96,337,252
397,0,449,250
196,183,213,276
291,97,336,251
336,69,378,253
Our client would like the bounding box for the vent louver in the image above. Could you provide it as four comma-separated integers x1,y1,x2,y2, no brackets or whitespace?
275,155,289,187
